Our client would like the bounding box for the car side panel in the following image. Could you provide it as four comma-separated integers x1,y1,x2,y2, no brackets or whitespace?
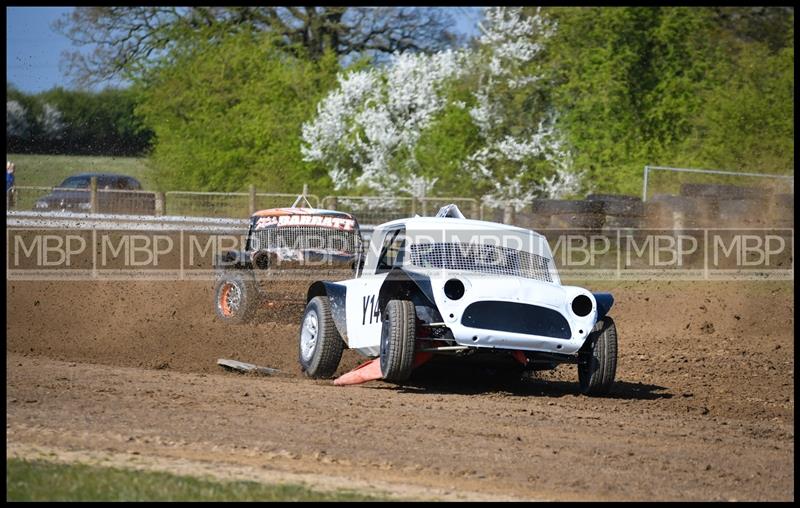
343,273,390,350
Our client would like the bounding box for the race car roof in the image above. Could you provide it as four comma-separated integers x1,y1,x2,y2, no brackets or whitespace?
251,207,356,220
377,215,545,237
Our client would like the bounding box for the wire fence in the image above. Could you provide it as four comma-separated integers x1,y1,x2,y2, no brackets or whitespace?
5,187,482,225
163,192,321,218
5,166,795,229
320,195,415,225
642,165,794,202
320,196,479,224
6,186,64,212
6,186,158,215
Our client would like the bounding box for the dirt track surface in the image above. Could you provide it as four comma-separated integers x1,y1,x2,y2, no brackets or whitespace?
6,279,795,501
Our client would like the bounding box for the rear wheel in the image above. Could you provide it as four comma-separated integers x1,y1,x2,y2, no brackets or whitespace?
299,296,345,378
214,271,259,324
380,300,417,382
578,316,617,396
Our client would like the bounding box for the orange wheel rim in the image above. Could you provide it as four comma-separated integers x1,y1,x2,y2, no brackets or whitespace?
219,283,233,317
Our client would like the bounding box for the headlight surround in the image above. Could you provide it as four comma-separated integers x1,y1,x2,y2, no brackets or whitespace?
571,294,593,317
444,278,465,300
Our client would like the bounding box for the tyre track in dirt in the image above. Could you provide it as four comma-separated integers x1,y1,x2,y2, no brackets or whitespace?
6,353,793,501
5,279,795,500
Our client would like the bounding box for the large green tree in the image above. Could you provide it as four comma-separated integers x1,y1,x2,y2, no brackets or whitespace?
6,84,151,156
39,87,152,156
135,31,339,192
541,7,721,194
540,6,793,195
679,18,794,174
54,7,460,87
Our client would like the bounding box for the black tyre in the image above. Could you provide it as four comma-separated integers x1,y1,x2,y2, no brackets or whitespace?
299,296,345,378
379,300,417,383
213,271,259,324
578,316,618,396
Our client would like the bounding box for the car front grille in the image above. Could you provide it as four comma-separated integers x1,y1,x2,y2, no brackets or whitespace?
250,226,360,255
461,301,571,339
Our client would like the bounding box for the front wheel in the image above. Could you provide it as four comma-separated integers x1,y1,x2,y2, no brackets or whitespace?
380,300,417,383
578,316,617,396
299,296,345,378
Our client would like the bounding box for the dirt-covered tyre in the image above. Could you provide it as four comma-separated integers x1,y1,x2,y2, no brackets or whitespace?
213,271,259,324
379,300,417,383
299,296,345,378
578,316,618,396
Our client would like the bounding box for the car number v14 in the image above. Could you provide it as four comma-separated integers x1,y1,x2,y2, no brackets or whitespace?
362,294,381,325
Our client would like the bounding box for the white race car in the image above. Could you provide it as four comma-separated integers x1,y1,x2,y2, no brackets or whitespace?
298,205,617,395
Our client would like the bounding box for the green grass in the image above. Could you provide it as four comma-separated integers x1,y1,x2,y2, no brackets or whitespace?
6,153,153,189
6,458,392,502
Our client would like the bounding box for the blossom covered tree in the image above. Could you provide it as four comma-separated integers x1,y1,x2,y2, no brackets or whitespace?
465,7,583,209
302,7,585,206
39,103,65,140
6,101,29,138
301,50,466,195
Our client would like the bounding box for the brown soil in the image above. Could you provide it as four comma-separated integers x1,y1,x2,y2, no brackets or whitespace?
6,279,795,501
5,280,366,376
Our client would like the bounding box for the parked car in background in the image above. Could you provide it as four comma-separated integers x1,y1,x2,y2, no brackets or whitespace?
34,173,156,215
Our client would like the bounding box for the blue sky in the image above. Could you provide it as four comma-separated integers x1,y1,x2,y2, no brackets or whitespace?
6,7,484,94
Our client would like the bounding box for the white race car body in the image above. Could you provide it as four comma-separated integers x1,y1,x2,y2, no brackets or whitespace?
306,207,614,359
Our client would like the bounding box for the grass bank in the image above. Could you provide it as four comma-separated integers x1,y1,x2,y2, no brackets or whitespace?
6,458,389,502
6,153,152,189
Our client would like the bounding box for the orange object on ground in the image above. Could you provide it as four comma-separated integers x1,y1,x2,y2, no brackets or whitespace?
511,350,529,366
333,358,383,386
333,352,435,386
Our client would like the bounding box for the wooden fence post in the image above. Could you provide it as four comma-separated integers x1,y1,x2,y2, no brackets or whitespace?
503,203,515,225
90,176,98,214
155,192,165,216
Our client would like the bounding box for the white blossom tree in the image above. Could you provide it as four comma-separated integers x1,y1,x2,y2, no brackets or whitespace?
39,103,65,139
6,100,29,138
302,50,467,195
302,7,585,205
464,7,584,210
